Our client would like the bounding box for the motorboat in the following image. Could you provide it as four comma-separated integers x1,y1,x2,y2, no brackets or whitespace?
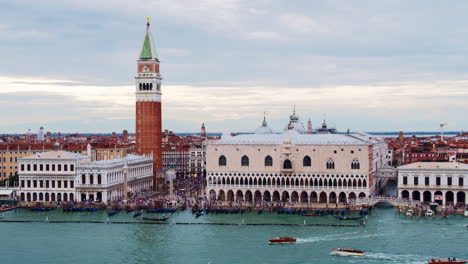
142,216,169,221
268,237,297,244
331,248,366,256
425,209,434,217
335,216,363,220
428,258,467,264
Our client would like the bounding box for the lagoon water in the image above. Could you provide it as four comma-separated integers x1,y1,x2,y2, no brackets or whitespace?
1,208,467,264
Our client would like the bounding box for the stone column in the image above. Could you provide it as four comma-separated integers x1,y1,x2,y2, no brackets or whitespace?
123,162,129,202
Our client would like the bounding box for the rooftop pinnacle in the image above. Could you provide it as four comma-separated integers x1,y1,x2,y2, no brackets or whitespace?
140,17,158,60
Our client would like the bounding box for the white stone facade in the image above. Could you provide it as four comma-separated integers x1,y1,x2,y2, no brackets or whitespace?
397,162,467,205
18,151,153,203
205,116,390,204
18,151,90,202
76,154,153,202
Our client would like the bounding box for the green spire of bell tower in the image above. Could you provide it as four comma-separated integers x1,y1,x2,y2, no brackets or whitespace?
140,17,158,60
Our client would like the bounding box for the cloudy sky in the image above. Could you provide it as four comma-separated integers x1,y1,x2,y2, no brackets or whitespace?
1,0,468,133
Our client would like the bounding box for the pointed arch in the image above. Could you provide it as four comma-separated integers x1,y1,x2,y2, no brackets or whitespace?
218,155,227,166
241,155,249,166
283,159,292,169
264,155,273,166
351,159,360,169
303,156,311,167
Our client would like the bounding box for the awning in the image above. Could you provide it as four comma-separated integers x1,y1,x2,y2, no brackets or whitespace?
0,189,13,196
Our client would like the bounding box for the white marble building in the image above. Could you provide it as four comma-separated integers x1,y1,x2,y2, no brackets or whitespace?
397,162,467,205
206,113,390,204
76,154,153,202
18,151,90,202
18,151,153,202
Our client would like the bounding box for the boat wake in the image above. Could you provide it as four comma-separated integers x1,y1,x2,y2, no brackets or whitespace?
365,252,427,263
296,231,383,244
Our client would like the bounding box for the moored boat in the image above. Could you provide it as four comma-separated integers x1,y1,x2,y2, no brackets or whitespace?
133,211,142,217
107,210,119,216
428,258,467,264
331,248,366,256
335,216,363,220
406,209,414,217
268,237,297,244
425,209,434,217
142,216,169,221
195,211,205,218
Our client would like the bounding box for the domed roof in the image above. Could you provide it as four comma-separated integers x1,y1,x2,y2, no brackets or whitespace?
255,126,273,134
284,110,306,134
255,116,273,134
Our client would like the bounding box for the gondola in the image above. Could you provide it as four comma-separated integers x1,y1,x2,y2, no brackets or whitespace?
195,211,205,218
142,216,169,221
335,216,363,220
133,211,142,217
107,210,119,216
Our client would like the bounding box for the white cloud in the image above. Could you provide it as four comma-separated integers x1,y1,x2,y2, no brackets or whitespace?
245,31,281,40
1,75,467,132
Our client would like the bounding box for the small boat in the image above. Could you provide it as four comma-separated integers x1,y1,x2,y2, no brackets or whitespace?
133,211,142,217
107,210,119,216
268,237,297,244
406,209,414,217
142,217,169,221
257,210,263,214
331,248,366,256
428,258,467,264
195,211,205,218
335,216,363,220
425,209,434,217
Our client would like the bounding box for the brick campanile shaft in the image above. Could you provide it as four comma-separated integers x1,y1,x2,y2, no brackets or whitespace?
135,17,163,189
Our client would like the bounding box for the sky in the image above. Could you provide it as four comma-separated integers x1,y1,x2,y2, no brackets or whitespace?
1,0,468,134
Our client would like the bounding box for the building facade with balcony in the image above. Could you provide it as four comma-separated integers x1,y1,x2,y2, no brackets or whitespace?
397,162,467,205
205,113,390,204
76,154,153,202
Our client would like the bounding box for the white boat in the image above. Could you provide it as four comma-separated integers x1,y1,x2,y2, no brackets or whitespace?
331,248,366,257
425,209,434,217
406,209,414,217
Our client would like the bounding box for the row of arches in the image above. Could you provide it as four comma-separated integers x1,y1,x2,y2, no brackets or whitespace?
207,176,368,189
401,190,466,205
139,83,153,91
218,155,360,170
20,192,75,202
208,189,366,203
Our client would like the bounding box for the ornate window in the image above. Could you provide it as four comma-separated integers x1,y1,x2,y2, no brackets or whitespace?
241,155,249,166
326,159,335,169
218,155,227,166
265,156,273,166
351,159,360,169
303,156,311,167
283,159,292,169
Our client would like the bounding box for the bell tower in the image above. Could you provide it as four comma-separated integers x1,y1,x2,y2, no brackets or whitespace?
135,17,163,189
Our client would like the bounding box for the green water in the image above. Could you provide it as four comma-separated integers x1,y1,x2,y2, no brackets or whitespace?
1,208,467,264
